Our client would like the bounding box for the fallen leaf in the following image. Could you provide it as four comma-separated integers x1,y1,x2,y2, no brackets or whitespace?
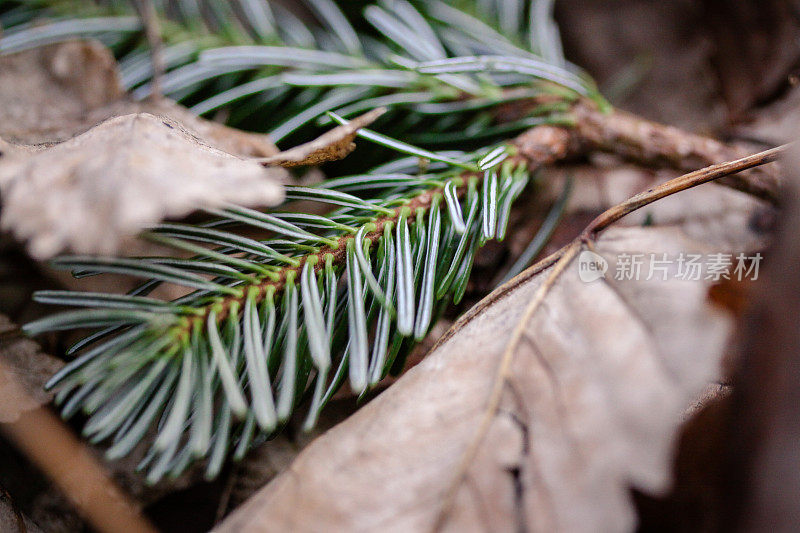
0,315,63,424
0,113,285,259
215,182,765,532
0,40,287,259
0,40,385,259
0,40,279,158
259,108,385,167
0,40,124,146
82,98,281,159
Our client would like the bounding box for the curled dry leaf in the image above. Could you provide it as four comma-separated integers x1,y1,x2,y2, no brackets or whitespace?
216,184,766,532
259,108,386,167
0,315,63,424
0,113,285,259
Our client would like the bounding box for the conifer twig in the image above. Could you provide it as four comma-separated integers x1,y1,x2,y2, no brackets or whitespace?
9,0,790,485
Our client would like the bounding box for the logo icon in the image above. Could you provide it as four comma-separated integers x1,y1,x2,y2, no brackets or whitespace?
577,250,608,282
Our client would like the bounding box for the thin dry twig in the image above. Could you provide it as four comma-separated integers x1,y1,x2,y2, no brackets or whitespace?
432,143,788,530
581,143,788,238
138,0,164,101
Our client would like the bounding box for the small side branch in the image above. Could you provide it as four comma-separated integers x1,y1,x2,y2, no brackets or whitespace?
572,103,783,203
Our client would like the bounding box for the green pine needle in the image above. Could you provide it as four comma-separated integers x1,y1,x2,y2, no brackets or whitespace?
1,0,603,155
5,0,597,482
25,132,530,482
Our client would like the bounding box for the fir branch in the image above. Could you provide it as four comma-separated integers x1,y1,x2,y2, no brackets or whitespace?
13,0,780,488
23,124,540,482
1,0,598,155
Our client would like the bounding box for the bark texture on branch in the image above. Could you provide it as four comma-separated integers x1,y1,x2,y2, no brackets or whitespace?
513,100,783,204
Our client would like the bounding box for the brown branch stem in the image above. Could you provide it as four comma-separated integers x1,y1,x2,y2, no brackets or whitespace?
513,100,784,203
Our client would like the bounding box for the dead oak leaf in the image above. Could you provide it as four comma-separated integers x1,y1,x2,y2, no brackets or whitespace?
0,113,285,259
0,40,385,259
0,40,287,259
0,40,279,159
216,189,765,532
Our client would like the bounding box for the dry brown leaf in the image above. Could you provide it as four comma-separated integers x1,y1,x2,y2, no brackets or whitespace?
0,315,63,424
0,40,288,259
0,40,279,158
0,40,124,145
216,185,765,532
259,108,385,167
0,40,386,259
0,113,285,259
81,98,281,159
